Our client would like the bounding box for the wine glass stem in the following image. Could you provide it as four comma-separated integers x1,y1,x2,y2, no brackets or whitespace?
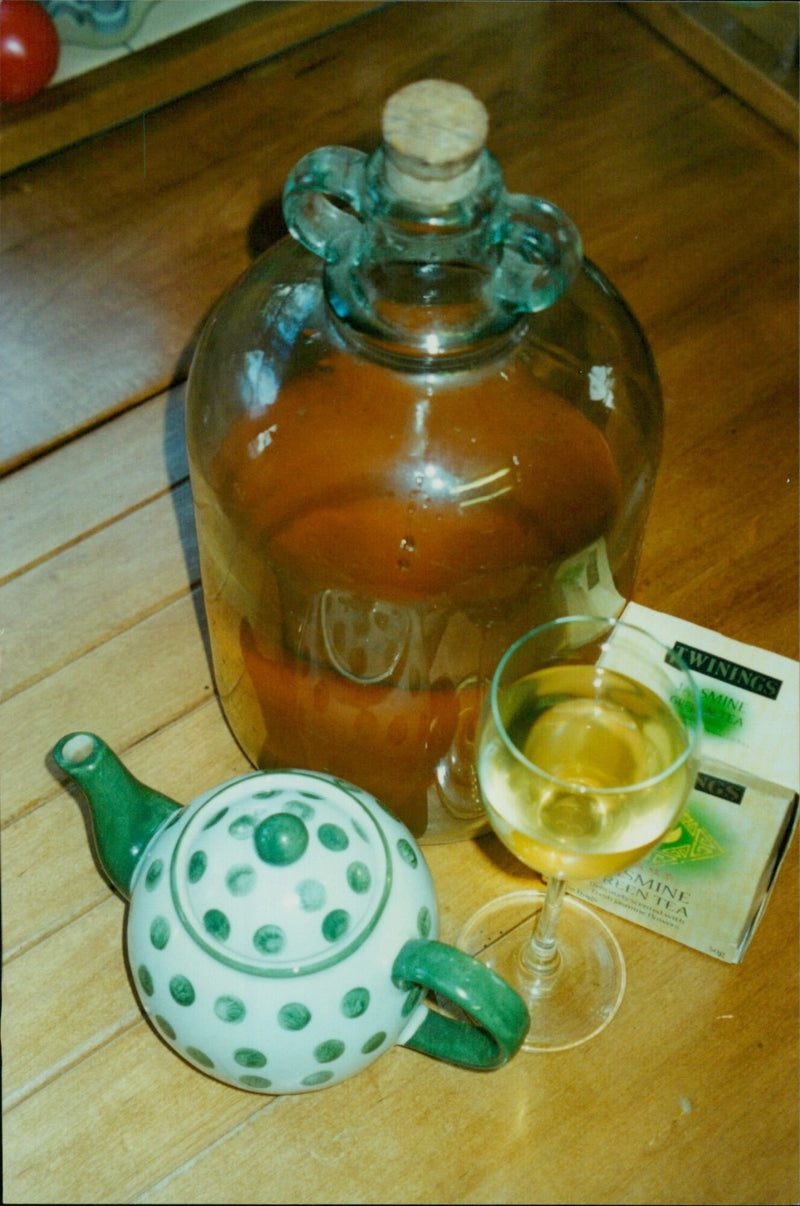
520,877,565,979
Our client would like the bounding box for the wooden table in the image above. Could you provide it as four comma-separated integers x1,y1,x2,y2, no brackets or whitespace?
2,3,797,1202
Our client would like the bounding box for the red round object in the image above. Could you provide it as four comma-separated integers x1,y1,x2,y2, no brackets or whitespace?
0,0,59,104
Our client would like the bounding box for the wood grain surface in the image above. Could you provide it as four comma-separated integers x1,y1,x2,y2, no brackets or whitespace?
1,3,797,1203
627,1,799,140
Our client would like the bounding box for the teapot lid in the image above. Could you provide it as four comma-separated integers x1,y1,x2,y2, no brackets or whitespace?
168,772,402,977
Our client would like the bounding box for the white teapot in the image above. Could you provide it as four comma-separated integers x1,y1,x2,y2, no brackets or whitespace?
54,732,528,1093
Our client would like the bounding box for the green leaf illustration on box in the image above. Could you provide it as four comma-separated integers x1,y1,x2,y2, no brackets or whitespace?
646,808,725,868
698,689,746,738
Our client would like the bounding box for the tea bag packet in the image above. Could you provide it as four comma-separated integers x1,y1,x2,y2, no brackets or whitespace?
572,601,799,962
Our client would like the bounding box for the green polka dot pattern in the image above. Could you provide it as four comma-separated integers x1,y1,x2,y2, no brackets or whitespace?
278,1003,311,1030
322,909,350,942
169,975,195,1006
240,1074,272,1089
226,865,256,896
137,964,154,997
188,851,206,883
170,780,394,975
302,1070,334,1086
150,917,170,950
186,1046,214,1069
341,987,369,1017
297,879,326,911
126,770,439,1095
214,995,246,1023
228,815,255,839
234,1048,267,1068
202,807,229,831
203,909,230,941
253,925,285,955
347,861,371,893
145,860,163,890
362,1031,387,1054
402,986,424,1017
314,1039,345,1063
154,1014,176,1040
318,823,349,851
396,839,418,868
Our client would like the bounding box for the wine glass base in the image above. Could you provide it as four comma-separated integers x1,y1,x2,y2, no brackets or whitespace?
457,889,626,1052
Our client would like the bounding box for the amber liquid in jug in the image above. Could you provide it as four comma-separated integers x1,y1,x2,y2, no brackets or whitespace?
187,82,662,840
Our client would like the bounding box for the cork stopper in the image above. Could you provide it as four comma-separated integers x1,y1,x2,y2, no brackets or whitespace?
381,79,489,206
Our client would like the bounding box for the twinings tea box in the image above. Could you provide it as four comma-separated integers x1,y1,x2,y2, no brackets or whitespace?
569,602,799,963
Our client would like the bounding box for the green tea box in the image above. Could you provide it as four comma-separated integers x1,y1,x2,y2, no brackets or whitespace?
569,602,799,963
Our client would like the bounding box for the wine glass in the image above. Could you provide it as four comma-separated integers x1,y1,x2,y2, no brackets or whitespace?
458,614,701,1052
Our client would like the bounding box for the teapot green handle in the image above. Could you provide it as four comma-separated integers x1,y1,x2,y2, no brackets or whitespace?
392,939,528,1069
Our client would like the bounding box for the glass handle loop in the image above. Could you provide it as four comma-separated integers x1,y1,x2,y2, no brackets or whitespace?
282,146,367,264
392,938,529,1070
495,193,583,312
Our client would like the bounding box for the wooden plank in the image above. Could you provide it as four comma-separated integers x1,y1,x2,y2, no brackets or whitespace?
1,480,197,696
636,328,798,656
4,825,794,1201
3,1023,270,1204
4,828,797,1204
625,1,799,141
1,789,108,962
0,590,212,826
1,5,798,1203
0,2,387,175
3,897,140,1108
0,0,721,471
1,695,247,961
0,388,185,583
3,0,795,476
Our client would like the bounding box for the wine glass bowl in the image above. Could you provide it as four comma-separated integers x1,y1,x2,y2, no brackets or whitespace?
458,615,701,1051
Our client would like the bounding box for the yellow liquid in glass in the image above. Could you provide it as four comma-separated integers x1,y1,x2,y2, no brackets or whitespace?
478,664,693,880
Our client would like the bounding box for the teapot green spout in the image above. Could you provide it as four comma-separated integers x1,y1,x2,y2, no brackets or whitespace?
54,732,180,899
53,731,529,1093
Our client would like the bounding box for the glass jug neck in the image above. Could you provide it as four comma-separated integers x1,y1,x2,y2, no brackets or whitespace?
329,148,514,365
283,143,583,368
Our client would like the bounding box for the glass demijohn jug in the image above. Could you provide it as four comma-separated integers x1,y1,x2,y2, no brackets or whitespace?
186,81,663,842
